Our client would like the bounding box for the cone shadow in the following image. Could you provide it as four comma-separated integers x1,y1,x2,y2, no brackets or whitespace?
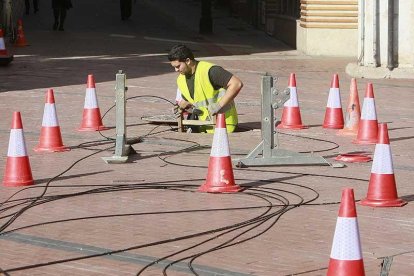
389,136,414,143
34,170,113,185
400,194,414,202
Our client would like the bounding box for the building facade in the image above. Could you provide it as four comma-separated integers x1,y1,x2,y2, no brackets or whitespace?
229,0,413,78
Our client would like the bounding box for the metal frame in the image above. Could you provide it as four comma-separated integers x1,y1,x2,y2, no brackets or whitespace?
233,74,330,167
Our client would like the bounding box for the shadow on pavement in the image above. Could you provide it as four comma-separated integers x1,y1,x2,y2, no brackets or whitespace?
1,0,293,92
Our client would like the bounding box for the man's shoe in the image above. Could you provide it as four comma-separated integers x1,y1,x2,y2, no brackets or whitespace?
58,26,64,31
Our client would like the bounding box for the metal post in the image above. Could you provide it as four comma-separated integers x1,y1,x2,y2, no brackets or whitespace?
102,70,135,163
262,75,274,158
387,0,394,70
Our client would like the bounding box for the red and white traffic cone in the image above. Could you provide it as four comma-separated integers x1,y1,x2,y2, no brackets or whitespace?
353,83,378,144
198,113,241,193
323,74,344,129
14,19,28,47
34,89,69,152
338,78,361,136
359,123,407,207
0,28,9,56
327,188,365,276
2,112,34,187
277,73,306,129
0,28,13,66
78,74,108,131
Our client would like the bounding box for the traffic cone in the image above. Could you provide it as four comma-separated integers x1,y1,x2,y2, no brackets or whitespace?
198,113,241,193
353,83,378,144
327,188,365,276
277,73,306,129
34,89,69,152
78,74,108,131
14,19,28,47
0,28,13,66
2,112,34,187
323,74,344,129
338,78,361,136
0,29,10,56
359,123,407,207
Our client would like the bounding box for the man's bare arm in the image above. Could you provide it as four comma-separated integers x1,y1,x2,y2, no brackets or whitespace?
218,75,243,108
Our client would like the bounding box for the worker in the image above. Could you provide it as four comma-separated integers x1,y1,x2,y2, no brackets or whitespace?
168,44,242,133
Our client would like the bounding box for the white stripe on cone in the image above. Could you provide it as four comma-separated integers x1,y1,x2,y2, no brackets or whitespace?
84,88,99,108
41,103,59,127
284,87,299,107
327,88,341,108
7,129,28,157
330,217,362,260
360,98,377,120
0,38,5,50
210,128,230,157
371,144,394,174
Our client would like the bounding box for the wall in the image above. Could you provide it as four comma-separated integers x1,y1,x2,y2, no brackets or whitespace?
347,0,414,78
297,0,359,57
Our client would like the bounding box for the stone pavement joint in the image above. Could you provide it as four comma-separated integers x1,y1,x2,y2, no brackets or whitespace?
1,233,251,276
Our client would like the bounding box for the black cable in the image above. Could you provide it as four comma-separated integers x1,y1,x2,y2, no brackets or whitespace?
0,266,11,276
164,192,295,275
137,191,280,275
276,130,340,153
0,144,115,233
183,183,322,274
1,179,314,271
0,99,180,231
163,186,310,275
2,192,284,273
188,203,295,275
1,177,314,231
138,184,319,274
0,91,366,275
97,94,176,141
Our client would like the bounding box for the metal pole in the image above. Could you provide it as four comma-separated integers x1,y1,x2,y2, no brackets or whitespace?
387,0,394,70
114,70,127,157
102,70,134,164
261,75,273,158
358,0,365,65
372,0,379,67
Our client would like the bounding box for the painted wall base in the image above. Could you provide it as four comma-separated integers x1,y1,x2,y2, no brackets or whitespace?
346,62,414,79
297,22,358,57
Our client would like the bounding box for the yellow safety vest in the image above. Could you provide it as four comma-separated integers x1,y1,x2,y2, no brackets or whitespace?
177,61,238,133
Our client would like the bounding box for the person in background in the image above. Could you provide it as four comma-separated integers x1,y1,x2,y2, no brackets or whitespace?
168,44,242,133
120,0,132,20
25,0,39,14
52,0,72,31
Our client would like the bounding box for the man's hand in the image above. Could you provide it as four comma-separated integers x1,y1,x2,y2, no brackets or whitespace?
173,100,193,118
173,104,182,118
178,100,192,110
207,102,222,116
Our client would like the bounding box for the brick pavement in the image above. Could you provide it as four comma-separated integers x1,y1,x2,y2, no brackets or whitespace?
0,0,413,275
